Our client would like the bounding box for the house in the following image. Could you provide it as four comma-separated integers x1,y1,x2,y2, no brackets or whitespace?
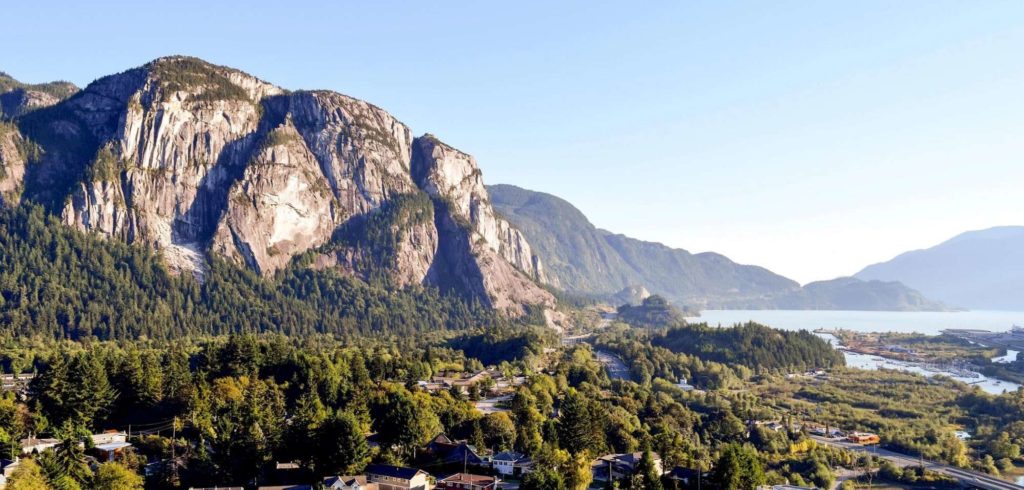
592,452,663,482
20,437,59,455
257,486,313,490
1,459,19,479
91,430,127,446
94,441,133,462
366,464,432,490
421,434,485,466
324,475,379,490
0,459,18,490
431,371,492,394
438,473,497,490
491,451,532,477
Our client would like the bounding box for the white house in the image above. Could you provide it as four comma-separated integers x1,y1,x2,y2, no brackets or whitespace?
491,451,532,476
324,475,379,490
20,437,60,455
366,464,432,490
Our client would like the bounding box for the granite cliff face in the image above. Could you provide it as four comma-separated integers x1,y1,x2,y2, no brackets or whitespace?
412,136,547,283
411,136,555,314
2,57,553,318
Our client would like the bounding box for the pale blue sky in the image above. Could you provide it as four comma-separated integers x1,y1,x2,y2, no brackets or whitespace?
3,1,1022,283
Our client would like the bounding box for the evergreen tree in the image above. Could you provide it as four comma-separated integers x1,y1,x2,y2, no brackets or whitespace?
557,390,603,455
314,410,370,477
711,443,765,490
632,450,663,490
6,458,53,490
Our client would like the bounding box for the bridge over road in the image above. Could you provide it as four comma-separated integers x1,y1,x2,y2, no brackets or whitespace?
811,435,1023,490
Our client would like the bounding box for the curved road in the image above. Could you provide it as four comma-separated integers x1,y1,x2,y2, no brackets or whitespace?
811,436,1023,490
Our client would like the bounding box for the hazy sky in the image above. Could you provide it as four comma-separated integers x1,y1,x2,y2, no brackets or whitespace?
3,1,1022,284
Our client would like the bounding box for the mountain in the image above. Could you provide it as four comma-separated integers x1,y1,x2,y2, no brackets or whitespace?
723,277,949,311
0,71,78,119
0,56,555,319
856,226,1024,310
489,184,947,311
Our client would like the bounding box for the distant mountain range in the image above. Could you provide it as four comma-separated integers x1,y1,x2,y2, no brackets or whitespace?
489,184,948,311
856,226,1024,311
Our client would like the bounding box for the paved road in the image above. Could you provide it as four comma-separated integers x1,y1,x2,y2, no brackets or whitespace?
812,436,1023,490
594,350,630,381
475,394,513,414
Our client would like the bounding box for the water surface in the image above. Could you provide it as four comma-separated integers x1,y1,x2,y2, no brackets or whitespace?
686,310,1024,395
688,310,1023,335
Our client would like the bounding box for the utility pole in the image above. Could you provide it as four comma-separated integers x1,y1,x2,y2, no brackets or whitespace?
171,417,179,485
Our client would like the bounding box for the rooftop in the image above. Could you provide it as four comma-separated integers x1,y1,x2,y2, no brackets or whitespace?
440,473,496,484
366,464,426,480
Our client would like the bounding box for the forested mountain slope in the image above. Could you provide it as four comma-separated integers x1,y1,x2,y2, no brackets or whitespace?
490,184,946,311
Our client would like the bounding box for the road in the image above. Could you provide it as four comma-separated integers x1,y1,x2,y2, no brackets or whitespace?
811,436,1024,490
594,350,630,381
475,394,513,414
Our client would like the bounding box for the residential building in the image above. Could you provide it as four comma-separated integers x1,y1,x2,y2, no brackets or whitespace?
421,434,485,467
94,441,133,462
591,452,663,482
438,473,497,490
366,464,432,490
324,475,379,490
19,437,59,455
490,451,532,476
91,430,127,446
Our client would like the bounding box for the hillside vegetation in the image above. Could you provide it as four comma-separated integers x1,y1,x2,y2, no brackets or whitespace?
0,205,499,340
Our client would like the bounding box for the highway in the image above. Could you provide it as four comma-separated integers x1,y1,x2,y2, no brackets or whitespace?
594,350,630,381
811,436,1024,490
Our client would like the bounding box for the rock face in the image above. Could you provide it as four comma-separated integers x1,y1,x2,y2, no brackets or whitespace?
210,121,336,275
2,57,553,318
412,136,547,283
0,71,77,119
0,123,29,205
411,136,554,315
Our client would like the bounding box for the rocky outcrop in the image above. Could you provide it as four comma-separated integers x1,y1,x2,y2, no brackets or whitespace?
3,56,553,318
0,71,77,119
411,135,546,283
0,123,29,205
412,136,555,316
1,89,62,119
211,120,336,275
58,57,281,255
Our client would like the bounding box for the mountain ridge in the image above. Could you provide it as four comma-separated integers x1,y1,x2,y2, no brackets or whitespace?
0,56,557,320
856,226,1024,310
489,183,948,311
